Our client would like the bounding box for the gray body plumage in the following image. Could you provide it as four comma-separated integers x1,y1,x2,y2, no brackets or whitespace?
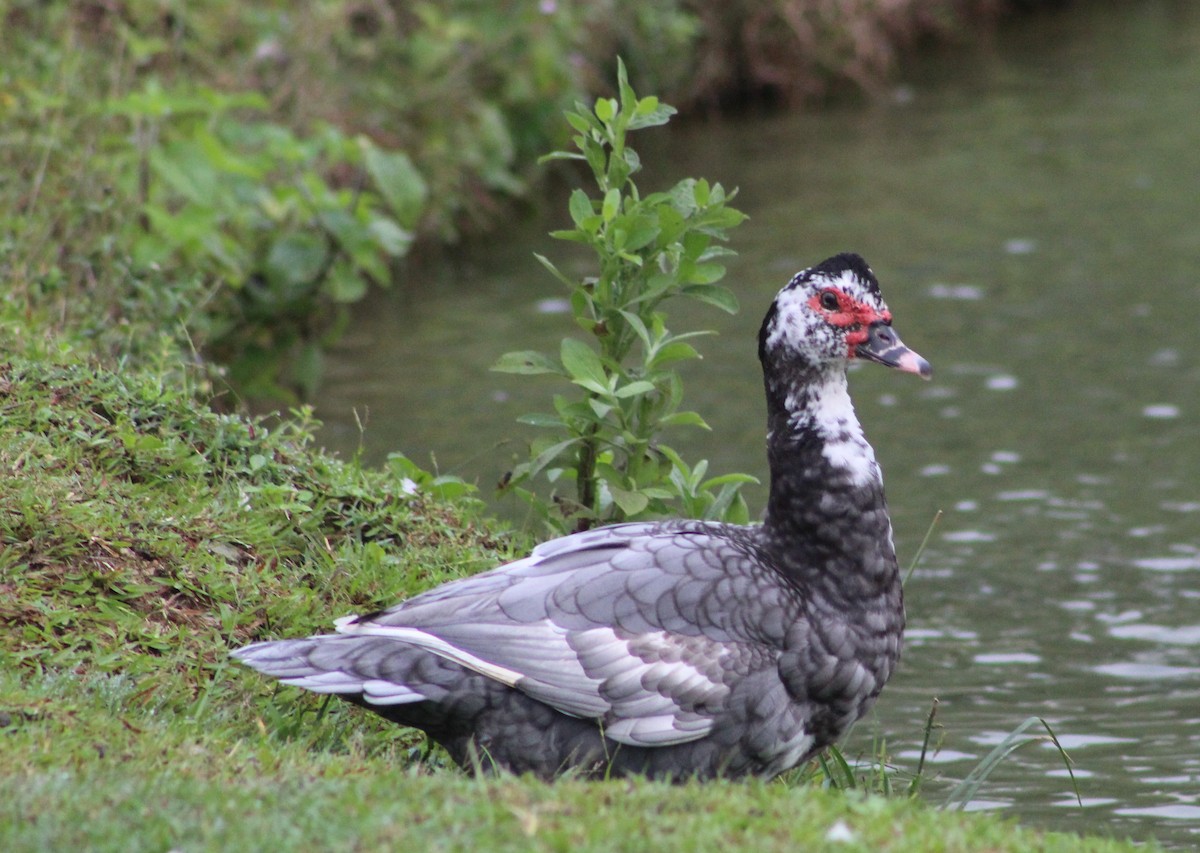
233,253,925,780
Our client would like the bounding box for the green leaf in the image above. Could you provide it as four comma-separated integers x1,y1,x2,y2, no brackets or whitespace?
584,140,607,183
548,229,591,245
696,205,749,232
659,411,711,429
318,208,366,258
538,150,587,164
325,261,369,302
639,486,676,500
616,59,637,114
525,437,581,479
617,310,652,349
685,263,727,285
601,189,620,223
649,340,701,369
534,253,579,289
565,111,595,135
698,245,738,262
681,284,739,313
386,452,427,482
568,189,594,228
560,338,608,389
492,350,564,376
360,139,428,228
594,97,616,122
149,140,218,206
427,476,477,502
609,484,650,516
615,380,656,398
628,101,677,130
571,377,610,396
621,215,659,252
700,472,760,489
264,232,327,289
655,205,686,245
367,216,413,258
622,147,642,176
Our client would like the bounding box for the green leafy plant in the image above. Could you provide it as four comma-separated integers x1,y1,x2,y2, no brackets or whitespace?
494,60,754,533
104,81,426,400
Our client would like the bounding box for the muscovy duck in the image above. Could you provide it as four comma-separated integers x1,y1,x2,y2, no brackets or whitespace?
233,252,931,780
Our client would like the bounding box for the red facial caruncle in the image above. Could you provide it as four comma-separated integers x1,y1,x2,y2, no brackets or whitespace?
807,289,893,356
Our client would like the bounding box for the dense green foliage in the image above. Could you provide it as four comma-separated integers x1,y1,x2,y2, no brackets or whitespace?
2,0,1006,401
494,62,755,531
106,85,423,399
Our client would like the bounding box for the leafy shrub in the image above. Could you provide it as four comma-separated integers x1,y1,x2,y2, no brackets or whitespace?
104,82,425,400
494,61,755,533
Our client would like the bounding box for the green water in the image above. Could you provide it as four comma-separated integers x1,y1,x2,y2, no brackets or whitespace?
315,3,1200,846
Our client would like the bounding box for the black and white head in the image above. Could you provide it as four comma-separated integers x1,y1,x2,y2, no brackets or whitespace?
759,253,931,381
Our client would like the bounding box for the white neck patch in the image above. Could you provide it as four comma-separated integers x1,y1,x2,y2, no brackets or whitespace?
786,371,880,488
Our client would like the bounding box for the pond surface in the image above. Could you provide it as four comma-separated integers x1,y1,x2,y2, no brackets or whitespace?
314,2,1200,847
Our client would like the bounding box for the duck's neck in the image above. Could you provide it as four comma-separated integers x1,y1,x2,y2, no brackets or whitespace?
760,366,899,597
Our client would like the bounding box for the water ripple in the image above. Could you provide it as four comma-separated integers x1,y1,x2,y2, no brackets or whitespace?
943,530,997,543
1134,555,1200,572
1108,624,1200,645
973,652,1042,665
1142,404,1181,419
1114,804,1200,821
1093,663,1200,680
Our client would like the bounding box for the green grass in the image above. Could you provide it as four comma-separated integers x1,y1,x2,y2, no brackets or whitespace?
0,672,1142,853
0,353,507,724
0,351,1157,852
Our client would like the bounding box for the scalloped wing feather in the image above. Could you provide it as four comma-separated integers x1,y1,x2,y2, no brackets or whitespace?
323,522,780,748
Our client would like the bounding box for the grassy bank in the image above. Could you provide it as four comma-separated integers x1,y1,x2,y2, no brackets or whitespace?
0,352,1155,852
0,726,1140,852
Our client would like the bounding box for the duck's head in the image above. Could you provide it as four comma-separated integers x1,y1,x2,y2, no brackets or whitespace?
758,253,931,380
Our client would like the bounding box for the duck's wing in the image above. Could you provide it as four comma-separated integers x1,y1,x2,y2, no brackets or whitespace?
238,522,791,747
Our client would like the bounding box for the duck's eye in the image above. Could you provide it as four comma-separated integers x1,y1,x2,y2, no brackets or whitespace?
819,291,840,311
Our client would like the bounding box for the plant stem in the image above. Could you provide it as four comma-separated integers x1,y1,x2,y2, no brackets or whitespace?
575,416,601,532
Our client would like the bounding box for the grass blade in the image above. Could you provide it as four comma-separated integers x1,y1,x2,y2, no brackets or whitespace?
943,715,1076,811
907,698,942,799
904,509,943,585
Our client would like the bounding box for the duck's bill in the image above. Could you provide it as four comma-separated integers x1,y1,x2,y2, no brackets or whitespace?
856,322,932,379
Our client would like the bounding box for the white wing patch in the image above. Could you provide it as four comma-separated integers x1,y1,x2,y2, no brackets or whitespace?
274,670,424,707
360,680,428,706
572,628,731,746
334,617,732,747
334,615,525,688
280,669,371,694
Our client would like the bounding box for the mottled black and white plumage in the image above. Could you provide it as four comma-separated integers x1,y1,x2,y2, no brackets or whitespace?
233,252,931,780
